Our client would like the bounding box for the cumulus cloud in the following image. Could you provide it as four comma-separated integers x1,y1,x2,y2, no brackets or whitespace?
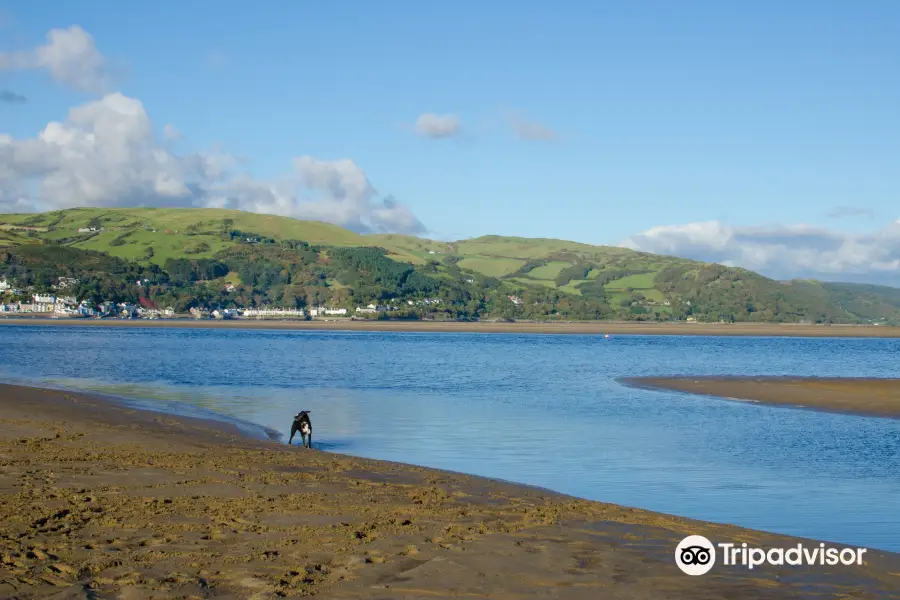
620,220,900,285
209,156,425,234
414,113,461,139
1,92,426,234
1,90,26,104
0,25,113,93
508,112,558,142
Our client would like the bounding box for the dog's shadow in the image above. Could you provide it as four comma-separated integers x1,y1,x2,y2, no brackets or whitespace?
286,439,354,452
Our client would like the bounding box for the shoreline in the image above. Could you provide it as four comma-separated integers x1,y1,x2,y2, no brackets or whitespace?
1,384,899,598
3,316,900,337
622,376,900,420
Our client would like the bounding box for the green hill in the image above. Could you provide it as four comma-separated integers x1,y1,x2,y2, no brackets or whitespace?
1,207,898,324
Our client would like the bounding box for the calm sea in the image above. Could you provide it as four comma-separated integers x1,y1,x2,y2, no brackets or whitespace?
2,325,898,552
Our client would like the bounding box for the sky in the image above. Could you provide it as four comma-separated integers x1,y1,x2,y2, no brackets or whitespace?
2,1,900,285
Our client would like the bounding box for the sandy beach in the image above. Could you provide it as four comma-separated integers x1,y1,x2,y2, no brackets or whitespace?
1,385,899,598
623,376,900,420
2,316,900,337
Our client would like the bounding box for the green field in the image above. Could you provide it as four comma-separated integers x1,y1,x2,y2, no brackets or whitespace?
456,257,525,277
527,261,570,280
510,277,558,289
453,237,578,258
365,234,450,264
1,206,366,244
558,279,591,295
603,272,658,291
638,288,665,303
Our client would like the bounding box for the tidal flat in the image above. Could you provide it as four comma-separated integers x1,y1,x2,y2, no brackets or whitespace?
2,384,900,598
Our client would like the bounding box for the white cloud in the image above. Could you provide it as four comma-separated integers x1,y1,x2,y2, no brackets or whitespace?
209,156,425,234
0,25,112,93
621,220,900,284
1,92,426,234
414,113,461,139
508,112,558,142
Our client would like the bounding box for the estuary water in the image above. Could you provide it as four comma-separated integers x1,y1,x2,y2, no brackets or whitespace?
1,325,899,552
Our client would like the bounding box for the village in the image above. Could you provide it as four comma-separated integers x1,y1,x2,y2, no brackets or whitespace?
0,277,476,321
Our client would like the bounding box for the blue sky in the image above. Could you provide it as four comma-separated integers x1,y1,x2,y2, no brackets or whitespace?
2,1,900,283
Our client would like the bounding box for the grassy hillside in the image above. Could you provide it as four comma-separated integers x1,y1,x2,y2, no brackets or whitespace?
2,207,899,324
789,280,900,324
0,207,370,265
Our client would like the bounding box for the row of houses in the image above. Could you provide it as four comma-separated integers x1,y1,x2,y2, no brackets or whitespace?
1,294,80,314
241,307,306,318
0,293,178,319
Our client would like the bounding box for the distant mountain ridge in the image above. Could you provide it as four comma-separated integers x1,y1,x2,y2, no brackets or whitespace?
0,207,898,324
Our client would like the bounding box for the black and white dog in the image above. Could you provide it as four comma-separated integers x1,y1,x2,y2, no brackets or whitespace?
288,411,312,448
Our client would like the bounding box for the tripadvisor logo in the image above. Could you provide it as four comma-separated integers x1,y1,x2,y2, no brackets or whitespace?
675,534,868,576
676,535,716,576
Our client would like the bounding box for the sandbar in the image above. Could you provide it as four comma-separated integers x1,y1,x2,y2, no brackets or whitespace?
3,316,900,337
1,385,899,598
624,376,900,420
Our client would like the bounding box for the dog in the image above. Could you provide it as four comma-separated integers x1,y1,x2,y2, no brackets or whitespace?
288,411,312,448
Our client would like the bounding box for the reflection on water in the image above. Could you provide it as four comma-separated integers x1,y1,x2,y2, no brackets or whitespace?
2,326,899,552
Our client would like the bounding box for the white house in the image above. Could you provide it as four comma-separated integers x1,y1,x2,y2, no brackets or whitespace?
0,279,10,292
309,306,347,316
76,301,95,317
56,277,79,289
355,303,386,314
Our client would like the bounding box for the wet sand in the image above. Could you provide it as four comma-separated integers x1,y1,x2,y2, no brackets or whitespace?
3,316,900,337
1,385,899,599
623,376,900,420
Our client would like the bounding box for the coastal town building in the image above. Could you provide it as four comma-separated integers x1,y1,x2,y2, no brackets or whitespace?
55,277,80,290
241,307,305,318
355,303,387,314
308,306,348,317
